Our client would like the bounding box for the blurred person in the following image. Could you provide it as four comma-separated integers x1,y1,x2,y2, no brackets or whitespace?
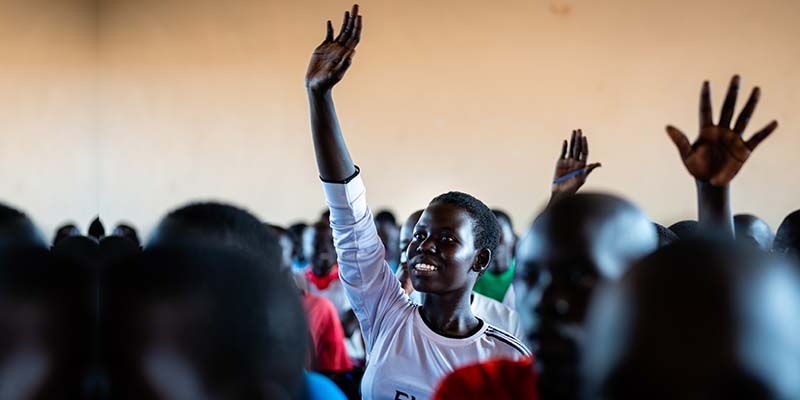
668,220,699,240
306,6,529,399
288,222,309,269
774,209,800,264
653,223,679,248
734,214,774,251
583,239,800,400
473,209,517,307
112,223,141,247
374,210,400,271
53,223,81,246
0,203,45,248
0,247,94,399
103,245,308,400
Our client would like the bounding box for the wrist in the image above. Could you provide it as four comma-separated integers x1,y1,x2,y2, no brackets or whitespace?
307,86,332,98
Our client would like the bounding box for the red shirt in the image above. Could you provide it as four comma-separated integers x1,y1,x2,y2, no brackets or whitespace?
433,357,539,400
302,292,353,373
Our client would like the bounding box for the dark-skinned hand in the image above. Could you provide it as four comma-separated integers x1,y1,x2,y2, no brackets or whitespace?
305,4,362,94
550,129,601,201
666,76,778,187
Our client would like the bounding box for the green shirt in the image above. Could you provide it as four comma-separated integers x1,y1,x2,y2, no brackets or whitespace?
473,259,515,303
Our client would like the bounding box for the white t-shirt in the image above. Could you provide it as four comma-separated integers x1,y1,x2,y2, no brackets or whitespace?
408,291,525,341
323,174,530,400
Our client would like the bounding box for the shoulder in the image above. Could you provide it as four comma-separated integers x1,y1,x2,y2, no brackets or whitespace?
483,324,532,358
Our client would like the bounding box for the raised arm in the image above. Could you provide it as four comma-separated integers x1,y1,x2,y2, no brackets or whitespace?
666,76,778,237
548,129,601,206
305,4,362,181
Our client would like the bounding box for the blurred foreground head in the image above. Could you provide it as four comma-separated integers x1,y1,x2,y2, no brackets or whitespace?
734,214,774,251
104,245,308,400
774,210,800,264
0,247,93,399
149,202,281,271
515,193,657,399
584,239,800,400
0,203,45,248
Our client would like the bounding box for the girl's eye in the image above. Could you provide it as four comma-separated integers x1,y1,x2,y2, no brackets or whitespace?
413,232,426,241
440,235,454,243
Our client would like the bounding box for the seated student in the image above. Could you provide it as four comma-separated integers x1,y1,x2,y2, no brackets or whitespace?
112,223,141,247
653,223,680,247
270,225,353,375
774,209,799,263
103,245,308,400
305,6,529,399
472,209,517,307
374,210,400,271
734,213,774,251
0,248,94,399
668,219,700,240
288,222,309,269
53,222,81,246
0,203,45,247
583,239,800,400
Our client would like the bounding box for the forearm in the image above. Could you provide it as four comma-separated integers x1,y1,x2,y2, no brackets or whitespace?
695,180,734,238
308,89,357,182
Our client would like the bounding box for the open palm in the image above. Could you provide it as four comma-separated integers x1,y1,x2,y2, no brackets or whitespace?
666,76,778,187
305,5,362,94
551,129,601,196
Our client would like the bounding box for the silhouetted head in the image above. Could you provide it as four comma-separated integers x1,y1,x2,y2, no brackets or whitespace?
399,210,424,265
0,247,93,399
0,203,45,248
668,220,699,240
104,245,308,400
267,224,295,273
112,223,141,247
653,223,679,248
516,193,657,399
303,220,337,277
489,209,516,275
734,214,774,251
53,223,81,246
405,191,500,295
287,222,308,264
149,202,281,272
584,239,800,400
774,210,800,264
88,217,106,241
374,210,400,267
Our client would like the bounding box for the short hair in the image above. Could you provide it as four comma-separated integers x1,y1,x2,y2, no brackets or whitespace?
775,210,800,255
105,245,308,399
491,209,514,230
429,192,500,253
53,223,81,246
150,202,281,271
374,210,397,225
112,223,140,247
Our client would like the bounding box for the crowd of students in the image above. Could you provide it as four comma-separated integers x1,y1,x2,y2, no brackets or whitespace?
1,4,799,400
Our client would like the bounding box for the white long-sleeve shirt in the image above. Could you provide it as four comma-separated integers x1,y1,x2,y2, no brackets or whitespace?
323,173,530,400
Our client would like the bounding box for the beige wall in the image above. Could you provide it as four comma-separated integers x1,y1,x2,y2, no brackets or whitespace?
3,0,800,240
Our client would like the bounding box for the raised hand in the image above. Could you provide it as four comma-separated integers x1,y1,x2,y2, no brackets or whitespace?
666,76,778,187
305,4,362,94
550,129,601,203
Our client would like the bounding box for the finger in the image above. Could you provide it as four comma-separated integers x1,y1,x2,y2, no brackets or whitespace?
581,136,589,161
700,81,713,129
718,75,739,128
569,130,577,159
733,87,760,135
333,49,355,73
346,15,362,49
560,140,567,160
745,120,778,151
325,20,334,43
575,129,584,160
335,11,350,43
666,125,692,159
341,5,358,44
585,162,601,176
